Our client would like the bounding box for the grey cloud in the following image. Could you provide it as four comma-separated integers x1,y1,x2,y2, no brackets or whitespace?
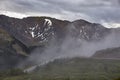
0,0,120,24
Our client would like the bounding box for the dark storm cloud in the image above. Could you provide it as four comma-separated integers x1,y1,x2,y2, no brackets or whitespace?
0,0,120,24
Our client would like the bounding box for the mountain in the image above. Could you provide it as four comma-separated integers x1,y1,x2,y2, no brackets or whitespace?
93,47,120,59
0,15,120,70
67,19,111,41
0,28,26,70
0,15,70,70
0,15,112,48
0,15,70,47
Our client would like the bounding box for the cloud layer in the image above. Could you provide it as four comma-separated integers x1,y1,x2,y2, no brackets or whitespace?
0,0,120,27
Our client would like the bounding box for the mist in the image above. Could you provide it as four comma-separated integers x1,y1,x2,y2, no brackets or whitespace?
24,30,120,67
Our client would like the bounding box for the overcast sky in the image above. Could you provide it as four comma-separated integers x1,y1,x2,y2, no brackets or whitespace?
0,0,120,28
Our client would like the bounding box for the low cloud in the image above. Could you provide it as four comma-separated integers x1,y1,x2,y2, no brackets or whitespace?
23,26,120,68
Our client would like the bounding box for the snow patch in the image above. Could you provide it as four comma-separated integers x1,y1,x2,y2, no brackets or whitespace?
29,27,35,31
28,24,40,38
44,19,52,26
25,31,28,33
35,24,39,28
80,30,82,33
30,31,35,38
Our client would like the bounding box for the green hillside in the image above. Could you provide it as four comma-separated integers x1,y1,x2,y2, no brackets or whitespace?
1,58,120,80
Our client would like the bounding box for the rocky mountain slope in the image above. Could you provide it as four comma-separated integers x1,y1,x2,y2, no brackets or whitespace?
0,15,120,70
0,15,69,47
93,47,120,59
68,20,111,41
0,28,26,70
0,15,112,47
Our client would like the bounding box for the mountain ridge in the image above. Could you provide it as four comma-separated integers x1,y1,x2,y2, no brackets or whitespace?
0,15,119,54
0,15,120,70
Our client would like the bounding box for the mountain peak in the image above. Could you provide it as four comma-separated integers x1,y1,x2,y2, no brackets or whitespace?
0,15,113,46
73,19,91,24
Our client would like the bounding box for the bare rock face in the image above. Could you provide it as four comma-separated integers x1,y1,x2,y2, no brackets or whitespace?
67,20,111,41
